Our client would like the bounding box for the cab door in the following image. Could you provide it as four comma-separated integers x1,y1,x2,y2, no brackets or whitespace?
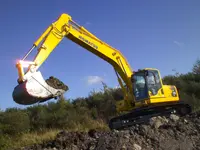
132,72,149,101
146,70,164,98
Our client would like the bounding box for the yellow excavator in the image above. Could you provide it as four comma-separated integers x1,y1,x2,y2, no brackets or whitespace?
12,13,191,129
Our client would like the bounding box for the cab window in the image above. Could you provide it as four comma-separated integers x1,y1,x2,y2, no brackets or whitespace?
132,73,148,100
147,70,162,95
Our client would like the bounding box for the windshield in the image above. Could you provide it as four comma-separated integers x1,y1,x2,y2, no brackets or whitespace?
132,73,148,100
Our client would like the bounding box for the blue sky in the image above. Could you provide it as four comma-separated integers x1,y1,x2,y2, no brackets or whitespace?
0,0,200,110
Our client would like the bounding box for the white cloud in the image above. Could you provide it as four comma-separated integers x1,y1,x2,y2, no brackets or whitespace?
86,76,103,85
173,41,184,48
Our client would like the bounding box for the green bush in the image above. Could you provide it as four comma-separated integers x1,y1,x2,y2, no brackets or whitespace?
0,135,11,150
0,109,30,135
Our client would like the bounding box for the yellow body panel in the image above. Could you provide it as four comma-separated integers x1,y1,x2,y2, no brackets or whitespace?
150,85,179,103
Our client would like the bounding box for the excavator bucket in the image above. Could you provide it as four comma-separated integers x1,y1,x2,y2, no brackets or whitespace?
12,71,68,105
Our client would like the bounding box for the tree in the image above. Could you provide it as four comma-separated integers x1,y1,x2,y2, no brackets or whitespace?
0,110,30,135
192,58,200,75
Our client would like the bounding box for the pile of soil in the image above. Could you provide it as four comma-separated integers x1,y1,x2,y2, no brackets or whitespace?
20,112,200,150
46,76,69,91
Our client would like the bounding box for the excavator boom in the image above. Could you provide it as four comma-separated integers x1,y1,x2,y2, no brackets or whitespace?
13,13,135,110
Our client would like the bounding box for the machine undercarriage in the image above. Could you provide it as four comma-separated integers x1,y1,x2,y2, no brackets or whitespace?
109,101,192,130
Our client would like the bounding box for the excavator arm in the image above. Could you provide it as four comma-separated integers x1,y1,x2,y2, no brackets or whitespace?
13,13,135,110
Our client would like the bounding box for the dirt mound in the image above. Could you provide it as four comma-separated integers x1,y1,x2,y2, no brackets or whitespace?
46,76,69,91
20,112,200,150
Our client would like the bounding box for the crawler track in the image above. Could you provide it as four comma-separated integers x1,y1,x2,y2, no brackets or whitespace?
109,101,192,130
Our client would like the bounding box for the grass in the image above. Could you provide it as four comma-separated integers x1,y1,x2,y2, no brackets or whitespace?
65,118,109,132
2,119,108,150
2,129,59,150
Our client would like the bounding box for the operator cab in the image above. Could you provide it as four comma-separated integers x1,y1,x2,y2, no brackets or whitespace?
131,68,163,101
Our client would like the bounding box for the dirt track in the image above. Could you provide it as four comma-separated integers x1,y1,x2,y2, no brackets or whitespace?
19,111,200,150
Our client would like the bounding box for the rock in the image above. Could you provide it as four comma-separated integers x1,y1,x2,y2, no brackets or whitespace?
113,129,119,133
149,116,168,129
89,144,96,150
170,114,180,122
121,145,126,150
139,125,149,136
123,130,130,135
130,130,135,135
124,134,130,139
184,119,188,123
88,129,99,139
71,144,79,150
133,143,142,150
